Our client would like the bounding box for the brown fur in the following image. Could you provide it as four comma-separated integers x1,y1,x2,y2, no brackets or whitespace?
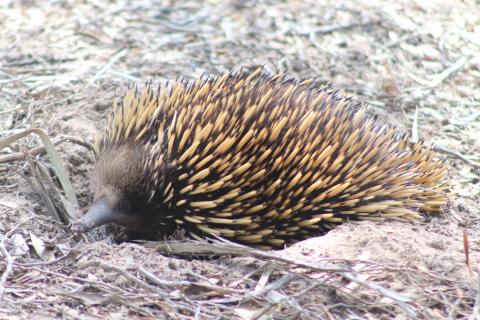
92,146,148,204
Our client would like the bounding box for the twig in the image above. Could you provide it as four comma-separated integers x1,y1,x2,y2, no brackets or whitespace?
14,254,68,267
342,272,416,316
427,56,470,88
464,229,472,276
80,261,170,298
250,274,295,320
470,274,480,320
5,216,35,239
242,273,298,303
24,149,62,223
139,267,192,288
218,274,298,318
140,267,244,295
78,261,203,316
411,106,419,143
20,265,126,294
298,20,379,36
0,135,93,164
0,238,15,301
382,32,422,48
150,240,348,272
150,240,416,316
434,146,480,170
89,49,127,84
318,300,337,320
0,215,34,301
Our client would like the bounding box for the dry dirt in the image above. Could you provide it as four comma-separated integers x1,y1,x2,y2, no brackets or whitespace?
1,0,480,319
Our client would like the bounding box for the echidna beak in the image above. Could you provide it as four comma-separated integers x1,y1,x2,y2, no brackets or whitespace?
71,199,119,233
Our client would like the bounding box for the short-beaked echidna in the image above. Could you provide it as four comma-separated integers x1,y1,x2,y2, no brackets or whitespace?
72,69,448,249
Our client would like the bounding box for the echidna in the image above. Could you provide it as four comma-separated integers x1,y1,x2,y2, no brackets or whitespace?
72,69,448,249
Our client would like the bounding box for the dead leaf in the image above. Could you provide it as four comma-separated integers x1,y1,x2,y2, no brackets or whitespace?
30,232,53,261
12,233,28,256
234,307,259,320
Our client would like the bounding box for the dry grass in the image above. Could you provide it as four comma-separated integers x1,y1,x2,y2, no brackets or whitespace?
1,0,479,319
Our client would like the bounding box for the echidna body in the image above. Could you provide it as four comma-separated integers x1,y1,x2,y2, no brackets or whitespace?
72,69,448,249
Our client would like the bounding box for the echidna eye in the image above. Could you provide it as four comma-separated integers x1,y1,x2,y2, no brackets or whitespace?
117,200,131,212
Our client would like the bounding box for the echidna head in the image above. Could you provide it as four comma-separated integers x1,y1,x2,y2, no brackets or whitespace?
71,144,159,234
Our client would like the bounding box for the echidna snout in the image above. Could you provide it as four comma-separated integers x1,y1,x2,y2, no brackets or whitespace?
71,200,121,233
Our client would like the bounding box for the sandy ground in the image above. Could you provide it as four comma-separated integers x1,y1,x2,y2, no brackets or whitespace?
1,0,480,319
